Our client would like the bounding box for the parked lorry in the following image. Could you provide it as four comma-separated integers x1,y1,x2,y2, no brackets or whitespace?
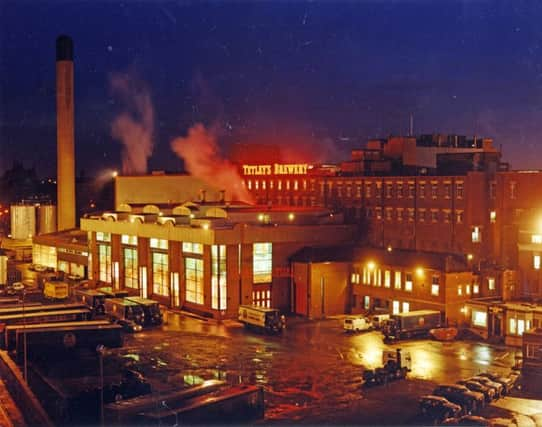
105,298,145,333
75,288,107,315
382,309,442,340
238,305,285,334
44,280,69,300
362,348,411,386
126,297,163,326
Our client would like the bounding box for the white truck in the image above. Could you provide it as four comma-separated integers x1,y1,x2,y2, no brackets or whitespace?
238,305,285,334
343,316,372,333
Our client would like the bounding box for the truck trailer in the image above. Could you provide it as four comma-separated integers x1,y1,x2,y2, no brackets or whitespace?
382,309,442,340
238,305,285,334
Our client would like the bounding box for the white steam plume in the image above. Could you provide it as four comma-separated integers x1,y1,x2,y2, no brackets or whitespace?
171,123,253,203
110,73,154,175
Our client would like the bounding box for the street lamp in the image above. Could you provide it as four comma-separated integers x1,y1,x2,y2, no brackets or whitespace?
96,344,106,427
20,288,28,382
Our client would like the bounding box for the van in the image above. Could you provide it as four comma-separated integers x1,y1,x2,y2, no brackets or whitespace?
343,316,372,333
371,313,390,330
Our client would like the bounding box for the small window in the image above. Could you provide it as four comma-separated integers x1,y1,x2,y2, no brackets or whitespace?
534,255,541,270
431,276,440,296
405,273,413,292
490,211,496,223
456,182,464,199
532,235,542,244
473,284,479,294
488,277,495,291
458,285,463,296
472,226,481,243
402,302,410,313
394,271,401,289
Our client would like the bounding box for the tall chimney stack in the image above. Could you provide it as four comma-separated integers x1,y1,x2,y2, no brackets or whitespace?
56,35,75,230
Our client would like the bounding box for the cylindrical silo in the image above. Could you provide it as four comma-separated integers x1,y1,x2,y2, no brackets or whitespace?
38,204,57,235
10,205,36,240
0,251,7,286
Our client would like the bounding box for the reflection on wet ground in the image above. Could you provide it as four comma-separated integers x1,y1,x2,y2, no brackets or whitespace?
100,313,520,424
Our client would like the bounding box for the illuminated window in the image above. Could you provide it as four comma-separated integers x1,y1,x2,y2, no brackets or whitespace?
396,183,403,198
376,182,382,197
96,232,111,242
32,244,57,269
488,277,495,290
303,180,307,190
431,276,440,296
374,269,382,287
473,283,479,294
472,226,481,243
253,243,272,283
121,234,137,245
262,180,266,190
392,300,400,315
509,318,516,334
418,209,426,223
252,288,271,308
98,244,111,283
211,245,227,310
152,252,168,296
456,182,464,199
375,207,382,220
364,296,371,310
270,180,274,189
444,183,451,199
472,310,487,327
397,208,404,222
407,208,415,222
247,180,252,190
286,180,290,190
419,183,425,198
362,268,369,285
405,273,413,292
183,242,203,254
185,257,203,304
431,183,438,199
385,207,393,221
365,184,372,198
402,302,410,313
490,211,496,223
385,183,393,198
123,247,138,289
517,319,525,336
443,210,451,223
458,285,463,296
278,180,282,190
456,210,464,224
394,271,401,289
384,270,391,288
255,180,259,190
408,183,415,198
534,255,541,270
431,210,438,223
294,180,298,191
150,238,168,250
532,235,542,244
466,284,471,295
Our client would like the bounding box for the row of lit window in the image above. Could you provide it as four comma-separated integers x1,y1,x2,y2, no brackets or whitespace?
246,179,315,192
362,181,464,200
368,207,465,224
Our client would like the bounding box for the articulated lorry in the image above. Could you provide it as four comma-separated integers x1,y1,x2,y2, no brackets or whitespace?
382,309,442,340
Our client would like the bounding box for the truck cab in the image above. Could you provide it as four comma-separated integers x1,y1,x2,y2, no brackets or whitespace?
126,297,163,326
75,289,107,315
238,305,285,334
105,298,145,332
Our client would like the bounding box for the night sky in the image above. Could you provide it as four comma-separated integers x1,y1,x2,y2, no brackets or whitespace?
1,1,542,177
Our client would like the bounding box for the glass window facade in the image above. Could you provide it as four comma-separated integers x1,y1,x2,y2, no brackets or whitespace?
32,244,57,269
253,243,272,283
152,252,169,296
186,257,204,304
211,245,227,310
98,244,111,283
124,247,138,289
183,242,203,254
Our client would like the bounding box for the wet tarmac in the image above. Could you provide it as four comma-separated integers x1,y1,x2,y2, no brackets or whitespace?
97,312,527,425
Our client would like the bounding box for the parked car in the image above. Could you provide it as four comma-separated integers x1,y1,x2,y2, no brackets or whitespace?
103,369,151,402
418,395,462,422
370,313,390,329
477,372,514,395
11,282,25,292
457,380,495,403
470,376,503,398
432,384,485,414
442,415,493,426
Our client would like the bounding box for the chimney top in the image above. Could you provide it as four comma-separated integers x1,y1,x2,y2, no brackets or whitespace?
56,35,73,61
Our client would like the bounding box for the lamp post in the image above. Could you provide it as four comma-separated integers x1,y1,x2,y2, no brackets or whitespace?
96,344,105,426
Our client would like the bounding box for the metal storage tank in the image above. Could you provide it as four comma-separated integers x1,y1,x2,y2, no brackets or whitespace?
0,251,7,285
10,205,36,240
38,204,57,235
